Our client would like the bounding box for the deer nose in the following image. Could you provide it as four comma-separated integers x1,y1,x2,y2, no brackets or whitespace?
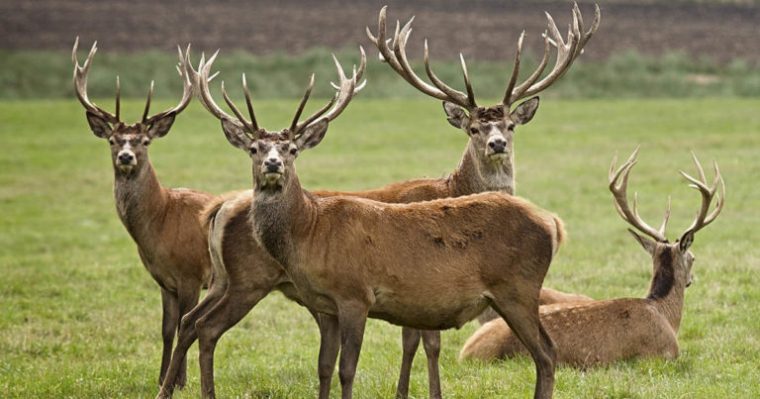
264,158,282,172
488,138,507,153
118,152,134,164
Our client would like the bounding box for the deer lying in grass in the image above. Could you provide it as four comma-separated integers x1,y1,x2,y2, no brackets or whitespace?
459,149,725,368
73,39,215,388
156,4,599,399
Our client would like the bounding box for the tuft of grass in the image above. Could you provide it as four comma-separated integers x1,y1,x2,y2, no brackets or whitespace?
0,98,759,398
2,48,760,100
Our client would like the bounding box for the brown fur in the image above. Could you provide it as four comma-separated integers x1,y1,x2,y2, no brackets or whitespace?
459,207,706,369
89,121,217,389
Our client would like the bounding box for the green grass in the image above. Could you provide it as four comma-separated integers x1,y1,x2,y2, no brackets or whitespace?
1,98,759,398
3,48,760,100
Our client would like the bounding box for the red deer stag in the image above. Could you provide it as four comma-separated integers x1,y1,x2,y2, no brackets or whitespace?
194,54,566,399
73,38,214,389
459,148,725,368
157,4,599,399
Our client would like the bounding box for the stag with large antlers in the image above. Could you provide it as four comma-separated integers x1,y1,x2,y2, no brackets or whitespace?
183,50,563,399
460,148,725,368
156,5,598,395
365,3,599,395
73,38,216,389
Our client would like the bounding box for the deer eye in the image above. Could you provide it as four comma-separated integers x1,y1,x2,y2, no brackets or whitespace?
249,146,258,154
142,139,151,146
289,148,298,155
108,137,115,145
469,127,479,135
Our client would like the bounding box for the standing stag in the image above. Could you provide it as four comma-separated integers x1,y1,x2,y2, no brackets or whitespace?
156,4,599,399
73,39,214,388
459,149,725,367
191,49,567,399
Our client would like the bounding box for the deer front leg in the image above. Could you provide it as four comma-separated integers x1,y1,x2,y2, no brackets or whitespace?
159,288,180,388
337,302,369,399
396,327,420,399
172,284,201,389
421,330,442,399
313,312,340,399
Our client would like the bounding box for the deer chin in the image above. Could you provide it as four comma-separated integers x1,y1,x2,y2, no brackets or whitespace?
263,172,284,186
488,153,509,163
116,163,136,174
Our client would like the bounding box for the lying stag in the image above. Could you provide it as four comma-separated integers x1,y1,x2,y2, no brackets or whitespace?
205,62,567,399
73,39,214,388
459,148,725,368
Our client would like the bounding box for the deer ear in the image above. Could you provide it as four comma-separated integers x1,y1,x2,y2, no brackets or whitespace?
510,97,540,125
627,228,657,256
295,119,329,150
86,112,112,138
678,230,695,252
442,101,469,129
220,119,253,150
147,112,176,138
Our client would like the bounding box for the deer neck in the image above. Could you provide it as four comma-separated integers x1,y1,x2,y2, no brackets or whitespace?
113,160,168,243
251,173,314,268
646,250,686,332
449,139,515,196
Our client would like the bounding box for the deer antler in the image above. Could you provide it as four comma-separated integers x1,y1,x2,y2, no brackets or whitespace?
367,4,600,110
141,45,194,125
290,48,367,139
191,47,366,141
72,37,120,124
505,3,601,106
609,147,670,242
680,152,725,236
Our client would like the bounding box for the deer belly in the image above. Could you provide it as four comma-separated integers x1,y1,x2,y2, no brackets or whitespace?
369,287,490,330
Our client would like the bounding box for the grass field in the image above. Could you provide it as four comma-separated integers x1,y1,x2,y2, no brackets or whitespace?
1,98,759,398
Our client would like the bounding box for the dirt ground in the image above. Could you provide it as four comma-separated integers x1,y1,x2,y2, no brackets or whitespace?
2,0,758,63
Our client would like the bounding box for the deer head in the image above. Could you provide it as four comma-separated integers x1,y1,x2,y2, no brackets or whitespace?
189,48,366,191
367,4,599,164
609,148,725,295
72,38,193,176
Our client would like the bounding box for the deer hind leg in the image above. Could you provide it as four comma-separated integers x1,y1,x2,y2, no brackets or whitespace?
395,327,420,399
421,330,442,399
156,282,228,399
159,288,180,388
488,289,556,399
195,287,271,399
337,302,369,399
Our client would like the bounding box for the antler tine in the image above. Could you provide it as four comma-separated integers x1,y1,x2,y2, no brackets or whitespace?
503,31,525,106
142,44,195,124
221,80,256,135
608,147,668,242
658,196,672,237
366,6,408,78
422,39,473,108
289,73,316,138
141,80,154,123
194,50,255,137
72,37,120,124
115,76,121,121
508,3,600,105
680,153,725,235
241,74,259,131
460,53,476,107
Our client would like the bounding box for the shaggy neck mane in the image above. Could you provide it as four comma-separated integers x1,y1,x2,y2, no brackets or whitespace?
647,249,686,332
449,139,515,196
251,173,312,267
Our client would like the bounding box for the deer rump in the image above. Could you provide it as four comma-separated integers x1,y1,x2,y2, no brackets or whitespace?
267,191,560,331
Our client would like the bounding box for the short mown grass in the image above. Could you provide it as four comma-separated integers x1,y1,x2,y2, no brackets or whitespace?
0,98,758,398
